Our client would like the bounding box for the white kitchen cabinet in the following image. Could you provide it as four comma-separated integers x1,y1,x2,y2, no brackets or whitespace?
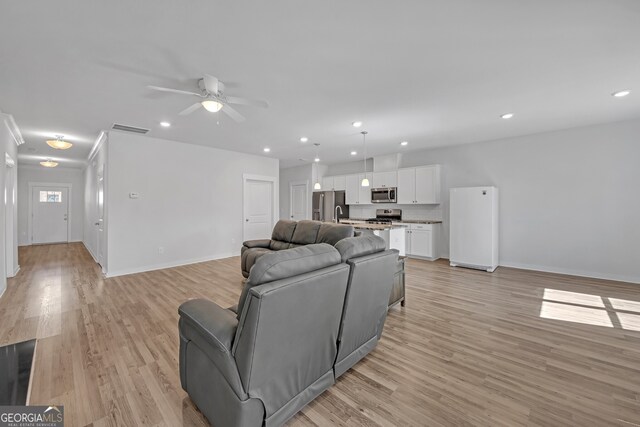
358,173,373,204
397,165,441,204
372,171,397,188
333,175,346,191
321,175,346,191
321,176,333,191
404,223,439,259
345,174,360,205
345,173,372,204
397,169,416,204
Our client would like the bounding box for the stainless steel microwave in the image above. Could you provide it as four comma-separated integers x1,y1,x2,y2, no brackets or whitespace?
371,187,397,203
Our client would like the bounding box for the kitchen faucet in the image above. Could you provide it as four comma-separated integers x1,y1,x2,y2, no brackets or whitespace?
334,205,343,223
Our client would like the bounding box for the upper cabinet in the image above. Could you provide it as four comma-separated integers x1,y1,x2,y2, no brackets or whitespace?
320,175,346,191
372,171,397,188
326,164,440,205
345,173,372,204
397,165,441,204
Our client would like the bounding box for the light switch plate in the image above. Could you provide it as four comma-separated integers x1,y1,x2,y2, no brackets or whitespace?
129,192,139,199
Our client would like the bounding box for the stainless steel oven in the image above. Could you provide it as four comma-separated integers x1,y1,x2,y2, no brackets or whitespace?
371,187,397,203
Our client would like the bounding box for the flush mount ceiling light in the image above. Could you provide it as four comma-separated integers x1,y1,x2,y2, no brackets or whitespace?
500,113,514,119
612,90,631,97
300,137,309,143
263,147,271,153
40,158,58,168
160,121,171,127
46,135,72,150
350,151,357,156
400,141,408,146
201,100,224,112
313,143,322,190
352,121,363,128
360,131,369,187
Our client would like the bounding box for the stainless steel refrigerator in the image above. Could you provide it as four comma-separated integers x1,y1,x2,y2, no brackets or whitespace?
312,191,349,222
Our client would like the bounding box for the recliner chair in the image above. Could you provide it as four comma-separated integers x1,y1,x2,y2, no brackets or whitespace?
334,235,398,377
179,244,350,427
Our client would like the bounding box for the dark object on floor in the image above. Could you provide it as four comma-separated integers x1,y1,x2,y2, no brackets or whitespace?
0,339,36,405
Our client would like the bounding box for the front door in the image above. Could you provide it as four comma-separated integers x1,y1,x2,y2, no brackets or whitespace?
32,186,69,244
243,179,273,241
290,182,307,220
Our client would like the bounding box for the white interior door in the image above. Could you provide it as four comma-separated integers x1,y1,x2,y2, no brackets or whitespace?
97,167,105,267
290,182,307,220
244,179,273,241
32,186,68,244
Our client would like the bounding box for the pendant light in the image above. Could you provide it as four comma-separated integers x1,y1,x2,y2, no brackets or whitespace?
360,131,369,187
313,143,322,190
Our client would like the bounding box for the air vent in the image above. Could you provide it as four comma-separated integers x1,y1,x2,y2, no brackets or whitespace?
111,123,150,134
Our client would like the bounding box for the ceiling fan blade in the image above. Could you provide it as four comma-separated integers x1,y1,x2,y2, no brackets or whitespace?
203,74,219,94
147,85,201,97
179,102,202,116
225,96,269,109
221,105,246,123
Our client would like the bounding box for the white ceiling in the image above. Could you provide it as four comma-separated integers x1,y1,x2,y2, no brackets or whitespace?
1,0,640,169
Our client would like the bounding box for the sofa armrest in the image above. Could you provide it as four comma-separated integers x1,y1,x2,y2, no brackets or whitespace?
243,239,272,249
179,299,238,353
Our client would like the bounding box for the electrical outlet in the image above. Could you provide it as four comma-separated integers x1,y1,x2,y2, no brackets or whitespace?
231,238,236,244
158,246,164,254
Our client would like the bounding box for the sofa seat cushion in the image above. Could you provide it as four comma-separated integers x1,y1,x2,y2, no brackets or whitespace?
290,220,322,245
236,244,341,318
335,235,387,262
269,240,291,251
317,223,355,246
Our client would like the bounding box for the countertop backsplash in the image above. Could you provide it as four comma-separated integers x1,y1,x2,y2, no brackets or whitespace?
348,203,443,222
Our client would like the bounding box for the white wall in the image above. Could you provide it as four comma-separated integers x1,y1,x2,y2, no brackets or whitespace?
106,132,279,277
279,164,313,220
0,115,19,297
17,165,85,246
321,119,640,284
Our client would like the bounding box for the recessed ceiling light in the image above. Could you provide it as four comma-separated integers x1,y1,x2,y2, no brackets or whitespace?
160,121,171,127
501,113,514,119
350,151,357,155
352,121,363,128
300,137,308,143
400,141,408,146
263,147,271,153
314,157,320,162
612,90,631,97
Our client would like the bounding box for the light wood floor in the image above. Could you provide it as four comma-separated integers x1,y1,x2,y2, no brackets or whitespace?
1,243,640,426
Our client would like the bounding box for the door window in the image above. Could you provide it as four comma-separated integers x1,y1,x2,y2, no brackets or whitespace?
39,191,62,203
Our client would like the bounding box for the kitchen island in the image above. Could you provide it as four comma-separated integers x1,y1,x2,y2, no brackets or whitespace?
338,220,406,256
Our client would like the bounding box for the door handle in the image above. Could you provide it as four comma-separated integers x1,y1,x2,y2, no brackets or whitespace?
245,219,249,222
95,222,100,226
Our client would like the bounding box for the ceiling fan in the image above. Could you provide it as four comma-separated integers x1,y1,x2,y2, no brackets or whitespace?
147,74,268,123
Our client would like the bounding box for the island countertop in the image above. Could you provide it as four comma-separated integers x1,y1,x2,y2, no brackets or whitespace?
340,219,443,226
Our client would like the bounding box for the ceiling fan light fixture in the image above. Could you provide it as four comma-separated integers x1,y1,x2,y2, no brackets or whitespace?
201,100,224,112
46,136,72,150
40,159,58,168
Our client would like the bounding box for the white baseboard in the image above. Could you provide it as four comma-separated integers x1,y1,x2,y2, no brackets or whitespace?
11,265,20,277
82,241,98,263
499,261,640,285
0,286,5,300
105,251,242,278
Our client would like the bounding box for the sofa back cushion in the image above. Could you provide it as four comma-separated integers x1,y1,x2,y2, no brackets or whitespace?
316,223,355,246
335,235,387,263
290,220,322,245
237,243,341,319
271,220,297,242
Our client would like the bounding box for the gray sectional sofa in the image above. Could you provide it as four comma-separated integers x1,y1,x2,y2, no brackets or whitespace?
240,220,355,278
178,235,397,427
